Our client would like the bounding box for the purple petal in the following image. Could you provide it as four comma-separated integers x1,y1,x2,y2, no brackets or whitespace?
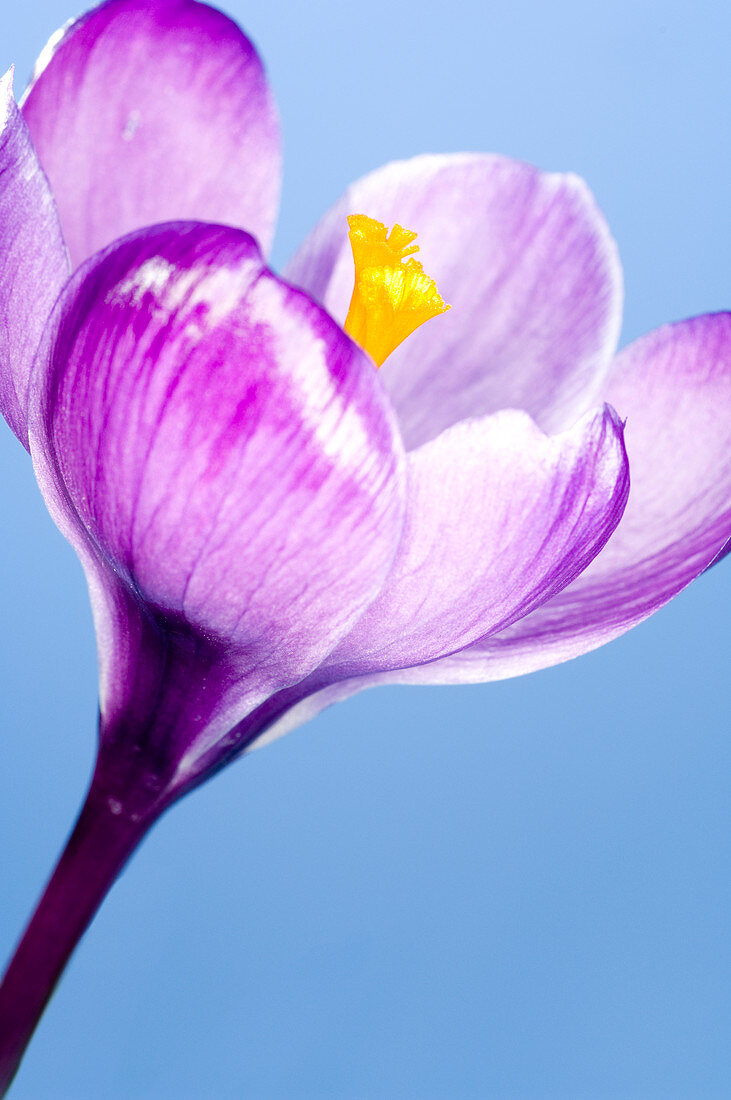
384,313,731,684
0,69,69,448
22,0,281,269
249,313,731,748
29,222,405,789
312,404,628,678
286,154,622,450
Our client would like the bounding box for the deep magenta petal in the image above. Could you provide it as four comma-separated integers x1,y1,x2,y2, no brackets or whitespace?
0,70,69,448
286,154,622,450
29,222,404,789
22,0,281,268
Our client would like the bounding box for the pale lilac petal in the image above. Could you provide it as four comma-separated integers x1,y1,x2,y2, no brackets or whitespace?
22,0,281,268
0,69,69,448
286,154,622,449
248,315,731,748
29,223,405,788
381,313,731,684
311,404,628,678
248,679,363,753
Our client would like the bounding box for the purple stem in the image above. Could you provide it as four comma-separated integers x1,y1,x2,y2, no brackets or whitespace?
0,781,156,1096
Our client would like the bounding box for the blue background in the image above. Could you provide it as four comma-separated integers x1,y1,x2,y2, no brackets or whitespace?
1,1,730,1096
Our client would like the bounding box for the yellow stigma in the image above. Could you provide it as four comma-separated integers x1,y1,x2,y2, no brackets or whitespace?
343,214,450,367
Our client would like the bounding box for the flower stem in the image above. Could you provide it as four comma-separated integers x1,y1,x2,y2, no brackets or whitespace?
0,782,154,1096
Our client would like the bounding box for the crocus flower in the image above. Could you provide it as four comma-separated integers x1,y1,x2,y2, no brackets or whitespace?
0,0,729,1089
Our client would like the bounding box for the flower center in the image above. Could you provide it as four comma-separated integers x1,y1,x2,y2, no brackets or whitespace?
343,214,450,367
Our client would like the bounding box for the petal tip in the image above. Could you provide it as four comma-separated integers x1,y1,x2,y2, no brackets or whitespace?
0,67,15,120
21,0,282,263
599,399,627,437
